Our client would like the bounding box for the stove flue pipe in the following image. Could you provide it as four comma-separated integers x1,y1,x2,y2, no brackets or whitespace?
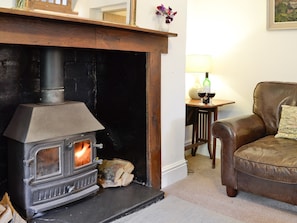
40,47,64,104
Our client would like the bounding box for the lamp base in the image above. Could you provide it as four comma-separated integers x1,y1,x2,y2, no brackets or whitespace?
188,87,203,99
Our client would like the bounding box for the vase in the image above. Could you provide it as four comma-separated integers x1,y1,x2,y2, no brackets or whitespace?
157,16,170,32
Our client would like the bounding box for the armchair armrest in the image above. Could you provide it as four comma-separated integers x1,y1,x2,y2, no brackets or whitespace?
211,114,266,188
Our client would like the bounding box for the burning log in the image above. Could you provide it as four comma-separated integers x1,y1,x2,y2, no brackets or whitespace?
98,159,134,188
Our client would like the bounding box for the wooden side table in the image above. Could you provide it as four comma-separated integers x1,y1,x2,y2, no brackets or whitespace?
185,99,235,168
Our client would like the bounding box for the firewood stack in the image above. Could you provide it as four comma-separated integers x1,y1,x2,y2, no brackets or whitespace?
98,158,134,188
0,193,26,223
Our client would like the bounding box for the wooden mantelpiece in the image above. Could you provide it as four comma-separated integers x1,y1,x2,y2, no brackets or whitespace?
0,8,176,51
0,7,177,189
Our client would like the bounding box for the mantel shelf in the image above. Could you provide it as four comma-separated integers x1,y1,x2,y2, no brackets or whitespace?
0,7,178,38
0,7,176,54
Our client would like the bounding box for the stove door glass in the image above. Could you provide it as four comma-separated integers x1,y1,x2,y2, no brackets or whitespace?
36,146,61,179
74,139,92,168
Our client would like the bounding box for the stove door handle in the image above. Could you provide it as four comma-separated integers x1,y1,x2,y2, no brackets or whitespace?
93,143,103,149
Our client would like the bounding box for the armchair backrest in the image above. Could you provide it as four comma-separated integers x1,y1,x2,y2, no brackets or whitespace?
253,81,297,135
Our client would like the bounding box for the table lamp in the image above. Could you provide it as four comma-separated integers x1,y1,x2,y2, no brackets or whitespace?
186,54,212,99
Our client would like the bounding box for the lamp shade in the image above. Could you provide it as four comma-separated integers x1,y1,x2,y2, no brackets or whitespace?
186,54,212,73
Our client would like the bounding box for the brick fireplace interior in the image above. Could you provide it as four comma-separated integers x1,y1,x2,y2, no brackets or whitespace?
0,7,176,221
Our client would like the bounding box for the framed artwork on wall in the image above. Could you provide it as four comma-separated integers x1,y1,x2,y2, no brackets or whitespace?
268,0,297,30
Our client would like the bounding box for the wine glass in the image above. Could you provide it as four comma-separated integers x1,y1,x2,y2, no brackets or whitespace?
208,93,216,104
198,92,206,104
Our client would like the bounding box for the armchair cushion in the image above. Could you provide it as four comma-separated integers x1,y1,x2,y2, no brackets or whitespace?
275,105,297,140
234,135,297,184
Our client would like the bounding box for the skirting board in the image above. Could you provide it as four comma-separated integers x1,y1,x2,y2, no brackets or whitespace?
161,159,188,188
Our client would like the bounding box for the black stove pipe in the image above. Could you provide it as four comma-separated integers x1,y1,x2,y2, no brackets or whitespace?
40,47,64,104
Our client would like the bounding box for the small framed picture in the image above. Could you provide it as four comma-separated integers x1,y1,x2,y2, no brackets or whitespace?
268,0,297,30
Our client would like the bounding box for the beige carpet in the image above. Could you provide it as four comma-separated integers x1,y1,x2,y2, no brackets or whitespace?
163,155,297,223
113,195,243,223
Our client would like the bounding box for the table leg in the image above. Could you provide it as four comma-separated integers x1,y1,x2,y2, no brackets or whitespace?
191,108,198,156
191,120,195,154
207,110,212,159
212,108,218,168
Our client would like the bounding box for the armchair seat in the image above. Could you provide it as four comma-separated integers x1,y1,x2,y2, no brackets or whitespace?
234,135,297,184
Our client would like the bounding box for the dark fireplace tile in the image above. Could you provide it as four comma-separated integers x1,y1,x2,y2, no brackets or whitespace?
29,183,164,223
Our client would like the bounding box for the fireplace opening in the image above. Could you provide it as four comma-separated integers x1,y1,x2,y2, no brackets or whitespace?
0,44,148,217
95,50,147,184
63,46,147,184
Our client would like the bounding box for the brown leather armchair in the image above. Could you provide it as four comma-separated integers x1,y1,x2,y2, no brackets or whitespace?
212,81,297,205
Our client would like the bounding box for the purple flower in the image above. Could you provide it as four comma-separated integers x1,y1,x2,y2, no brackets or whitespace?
156,4,177,24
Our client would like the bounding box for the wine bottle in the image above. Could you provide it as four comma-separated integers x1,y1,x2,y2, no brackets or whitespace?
203,72,211,93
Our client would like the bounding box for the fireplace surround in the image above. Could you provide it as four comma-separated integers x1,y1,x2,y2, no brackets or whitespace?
0,7,175,197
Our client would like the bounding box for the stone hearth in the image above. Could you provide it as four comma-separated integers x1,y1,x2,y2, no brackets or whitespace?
29,183,164,223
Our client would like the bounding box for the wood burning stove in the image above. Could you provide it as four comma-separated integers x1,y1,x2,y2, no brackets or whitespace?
3,47,105,218
4,123,101,218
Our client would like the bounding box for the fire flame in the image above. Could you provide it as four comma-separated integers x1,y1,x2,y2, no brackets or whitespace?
74,141,91,167
75,144,88,158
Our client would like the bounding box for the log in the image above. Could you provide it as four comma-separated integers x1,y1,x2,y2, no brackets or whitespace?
0,204,12,223
113,158,134,173
98,160,125,183
121,172,134,187
98,158,135,188
0,193,26,223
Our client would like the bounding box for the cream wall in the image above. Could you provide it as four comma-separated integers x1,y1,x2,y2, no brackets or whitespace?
185,0,297,157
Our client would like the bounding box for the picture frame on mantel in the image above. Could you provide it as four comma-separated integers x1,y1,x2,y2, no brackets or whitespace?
268,0,297,30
